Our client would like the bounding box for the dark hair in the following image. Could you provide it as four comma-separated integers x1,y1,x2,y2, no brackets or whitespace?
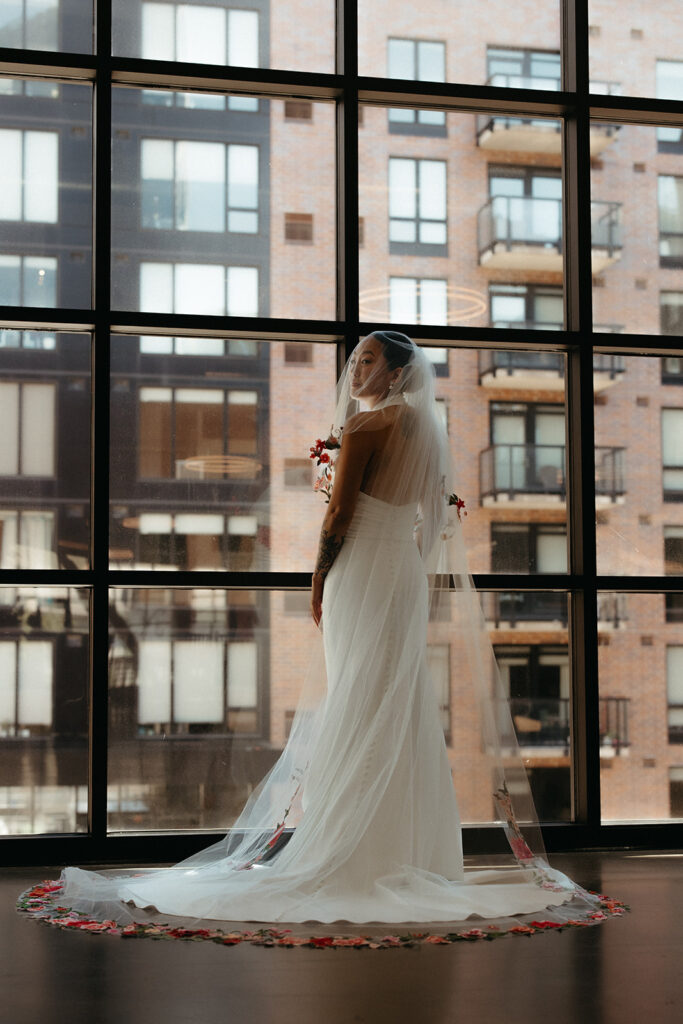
370,331,415,372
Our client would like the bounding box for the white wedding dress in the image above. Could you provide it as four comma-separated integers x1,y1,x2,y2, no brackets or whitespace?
60,491,576,925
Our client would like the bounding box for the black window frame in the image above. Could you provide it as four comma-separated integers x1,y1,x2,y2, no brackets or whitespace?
1,0,683,864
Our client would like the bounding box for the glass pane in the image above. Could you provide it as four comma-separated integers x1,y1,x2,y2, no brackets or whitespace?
360,3,561,86
113,0,335,74
360,106,564,326
589,5,683,100
0,0,92,53
598,593,683,822
0,585,90,834
595,353,683,575
589,121,683,333
112,89,336,321
0,80,93,309
109,337,337,572
479,593,570,822
0,332,91,569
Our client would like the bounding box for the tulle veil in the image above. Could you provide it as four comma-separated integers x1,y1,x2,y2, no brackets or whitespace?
57,332,607,928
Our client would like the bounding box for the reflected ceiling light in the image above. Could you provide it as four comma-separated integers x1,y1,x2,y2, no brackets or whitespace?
358,285,488,325
180,455,262,478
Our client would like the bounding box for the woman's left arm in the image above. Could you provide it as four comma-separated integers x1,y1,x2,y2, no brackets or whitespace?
310,426,377,626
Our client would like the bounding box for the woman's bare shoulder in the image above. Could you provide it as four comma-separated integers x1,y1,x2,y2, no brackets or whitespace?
345,405,401,435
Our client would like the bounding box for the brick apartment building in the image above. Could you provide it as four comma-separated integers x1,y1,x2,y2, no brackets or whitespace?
0,0,682,834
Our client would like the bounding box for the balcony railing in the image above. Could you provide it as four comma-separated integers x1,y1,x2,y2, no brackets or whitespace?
509,695,630,753
597,592,628,628
478,197,622,271
476,115,620,156
480,443,566,501
481,443,625,504
599,697,631,755
478,350,626,386
486,591,568,627
595,446,626,503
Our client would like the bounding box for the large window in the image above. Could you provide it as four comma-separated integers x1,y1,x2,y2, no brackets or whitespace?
3,0,683,854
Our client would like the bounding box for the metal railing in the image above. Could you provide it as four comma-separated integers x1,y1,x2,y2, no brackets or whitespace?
509,695,630,752
486,591,567,626
478,196,622,261
478,351,626,380
481,443,625,501
480,443,566,499
595,446,626,501
478,195,563,258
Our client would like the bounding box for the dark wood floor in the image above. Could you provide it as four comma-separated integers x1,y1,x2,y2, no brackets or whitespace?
2,851,681,1024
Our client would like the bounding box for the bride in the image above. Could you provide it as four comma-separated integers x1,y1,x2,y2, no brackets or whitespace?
59,332,605,928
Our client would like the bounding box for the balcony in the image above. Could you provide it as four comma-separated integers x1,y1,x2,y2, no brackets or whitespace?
480,443,565,507
509,695,630,756
486,591,568,628
480,443,625,507
478,197,622,272
476,116,620,156
478,350,626,392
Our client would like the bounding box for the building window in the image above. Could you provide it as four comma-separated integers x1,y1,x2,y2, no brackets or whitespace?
0,0,59,49
284,213,313,243
661,292,683,336
487,47,560,89
495,644,570,743
138,336,258,357
490,284,563,330
0,639,54,737
662,409,683,499
659,176,683,265
140,4,259,111
139,262,258,317
128,511,258,571
667,647,683,743
670,767,683,816
0,329,56,350
284,459,313,488
138,387,259,480
664,526,683,574
389,277,447,325
141,140,258,233
662,357,683,385
426,644,450,741
0,511,55,569
387,38,446,132
284,100,312,120
389,157,447,250
142,3,258,68
657,62,683,149
491,523,567,574
284,342,313,364
0,130,58,223
0,382,55,477
136,637,258,734
0,255,57,307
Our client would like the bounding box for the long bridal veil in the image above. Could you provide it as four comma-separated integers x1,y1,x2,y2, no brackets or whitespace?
57,333,610,929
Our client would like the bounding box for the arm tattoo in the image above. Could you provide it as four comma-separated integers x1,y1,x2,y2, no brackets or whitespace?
314,528,344,580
